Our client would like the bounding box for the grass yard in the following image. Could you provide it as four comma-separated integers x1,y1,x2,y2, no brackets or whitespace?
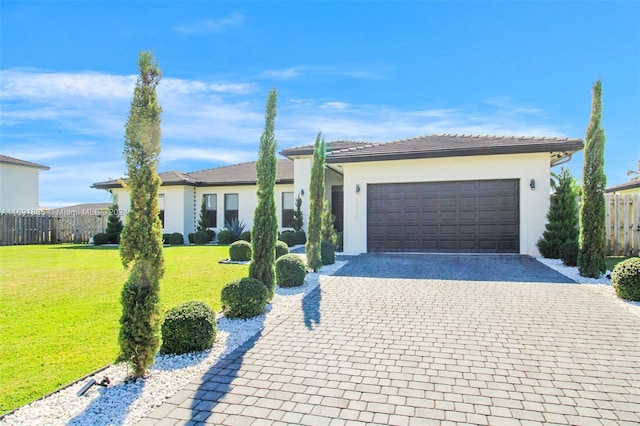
0,244,247,415
605,256,633,272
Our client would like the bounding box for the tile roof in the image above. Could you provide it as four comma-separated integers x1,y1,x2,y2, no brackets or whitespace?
92,159,294,190
605,179,640,193
280,141,378,157
0,154,50,170
322,134,584,164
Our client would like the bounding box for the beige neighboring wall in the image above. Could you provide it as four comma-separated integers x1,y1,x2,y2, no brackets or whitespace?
0,163,43,210
340,152,551,256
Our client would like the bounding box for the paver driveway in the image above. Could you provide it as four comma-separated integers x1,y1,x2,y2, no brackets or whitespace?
140,256,640,425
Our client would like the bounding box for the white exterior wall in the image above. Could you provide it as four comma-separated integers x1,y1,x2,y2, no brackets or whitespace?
340,153,551,256
325,167,344,201
110,183,295,239
293,158,312,232
0,164,42,210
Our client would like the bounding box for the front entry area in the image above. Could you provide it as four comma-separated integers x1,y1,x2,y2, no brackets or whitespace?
367,179,520,253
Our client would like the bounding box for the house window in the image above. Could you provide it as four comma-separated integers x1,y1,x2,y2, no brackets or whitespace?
224,193,238,225
203,194,217,228
158,194,165,228
282,192,294,228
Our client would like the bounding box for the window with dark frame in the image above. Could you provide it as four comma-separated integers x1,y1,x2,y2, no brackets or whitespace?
224,193,238,225
282,192,294,228
158,194,165,228
203,194,217,228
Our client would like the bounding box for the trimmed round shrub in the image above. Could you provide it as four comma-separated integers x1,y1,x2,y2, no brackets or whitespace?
560,241,579,267
240,231,251,242
294,230,306,245
276,254,307,288
162,234,171,244
93,232,109,245
612,257,640,302
229,240,252,261
188,233,195,244
221,278,269,319
160,301,216,355
321,240,335,265
279,230,297,247
275,240,289,259
169,232,184,245
194,230,210,245
217,230,235,245
206,229,216,241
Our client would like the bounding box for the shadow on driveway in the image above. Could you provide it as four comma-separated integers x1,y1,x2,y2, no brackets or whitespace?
333,253,576,283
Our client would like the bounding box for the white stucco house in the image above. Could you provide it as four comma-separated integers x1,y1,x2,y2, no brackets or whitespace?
0,155,50,211
93,134,583,256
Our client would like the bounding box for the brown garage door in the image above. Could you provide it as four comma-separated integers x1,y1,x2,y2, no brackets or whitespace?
368,180,519,253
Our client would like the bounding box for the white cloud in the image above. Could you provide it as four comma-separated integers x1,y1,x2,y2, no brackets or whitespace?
260,65,383,81
260,67,306,80
172,13,245,34
161,147,256,166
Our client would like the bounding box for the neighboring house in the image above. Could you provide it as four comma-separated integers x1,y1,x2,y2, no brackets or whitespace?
605,180,640,195
92,160,294,241
0,154,50,211
46,203,112,216
94,134,583,256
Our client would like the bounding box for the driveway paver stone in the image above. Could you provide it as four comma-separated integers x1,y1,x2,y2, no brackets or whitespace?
138,256,640,425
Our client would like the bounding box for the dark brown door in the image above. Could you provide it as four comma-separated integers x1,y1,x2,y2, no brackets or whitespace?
332,185,344,232
367,180,519,253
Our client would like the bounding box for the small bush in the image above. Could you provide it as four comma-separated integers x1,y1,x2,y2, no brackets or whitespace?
612,257,640,302
229,240,252,261
537,237,555,259
294,230,306,245
162,234,171,244
279,230,297,247
275,241,289,259
335,232,344,252
240,231,251,242
93,233,109,245
169,232,184,245
187,233,195,244
221,278,269,319
206,229,215,241
276,254,307,288
321,240,335,265
160,301,216,355
217,230,236,245
194,230,210,245
560,241,579,267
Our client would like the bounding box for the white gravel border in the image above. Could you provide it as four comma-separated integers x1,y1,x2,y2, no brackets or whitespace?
536,257,640,318
1,258,347,426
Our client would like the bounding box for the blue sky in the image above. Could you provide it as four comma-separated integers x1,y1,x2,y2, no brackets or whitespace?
1,1,638,207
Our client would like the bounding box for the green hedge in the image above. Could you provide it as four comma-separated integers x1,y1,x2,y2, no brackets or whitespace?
160,301,216,355
276,254,307,288
194,230,210,245
221,278,269,319
229,240,252,261
612,257,640,301
169,232,184,245
93,233,109,245
217,230,235,245
321,240,335,265
279,230,297,247
275,241,289,259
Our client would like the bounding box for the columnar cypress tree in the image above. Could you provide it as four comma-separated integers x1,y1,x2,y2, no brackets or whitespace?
249,89,278,296
118,51,165,378
537,168,579,258
105,200,124,244
578,79,607,278
291,194,304,232
306,132,325,271
321,199,337,244
197,197,207,231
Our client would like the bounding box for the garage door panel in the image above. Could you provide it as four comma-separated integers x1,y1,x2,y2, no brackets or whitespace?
368,179,519,253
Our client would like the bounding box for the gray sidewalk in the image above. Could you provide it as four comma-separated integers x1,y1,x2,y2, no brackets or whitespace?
139,274,640,425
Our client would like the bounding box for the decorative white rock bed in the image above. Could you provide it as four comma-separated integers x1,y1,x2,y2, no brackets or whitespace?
3,256,639,425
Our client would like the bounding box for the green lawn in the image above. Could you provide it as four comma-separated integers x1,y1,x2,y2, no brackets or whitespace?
605,256,633,272
0,244,246,415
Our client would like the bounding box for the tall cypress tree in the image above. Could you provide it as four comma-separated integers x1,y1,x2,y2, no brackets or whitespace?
578,79,607,278
118,51,165,378
249,89,278,296
537,168,579,258
306,132,325,271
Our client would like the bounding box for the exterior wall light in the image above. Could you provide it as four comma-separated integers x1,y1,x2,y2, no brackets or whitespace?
300,189,305,196
356,184,361,194
530,179,536,190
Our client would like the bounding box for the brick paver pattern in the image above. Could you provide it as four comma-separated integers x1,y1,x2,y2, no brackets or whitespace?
139,277,640,425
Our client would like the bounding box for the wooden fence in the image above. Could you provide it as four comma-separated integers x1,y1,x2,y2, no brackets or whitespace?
0,213,108,245
605,194,640,257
